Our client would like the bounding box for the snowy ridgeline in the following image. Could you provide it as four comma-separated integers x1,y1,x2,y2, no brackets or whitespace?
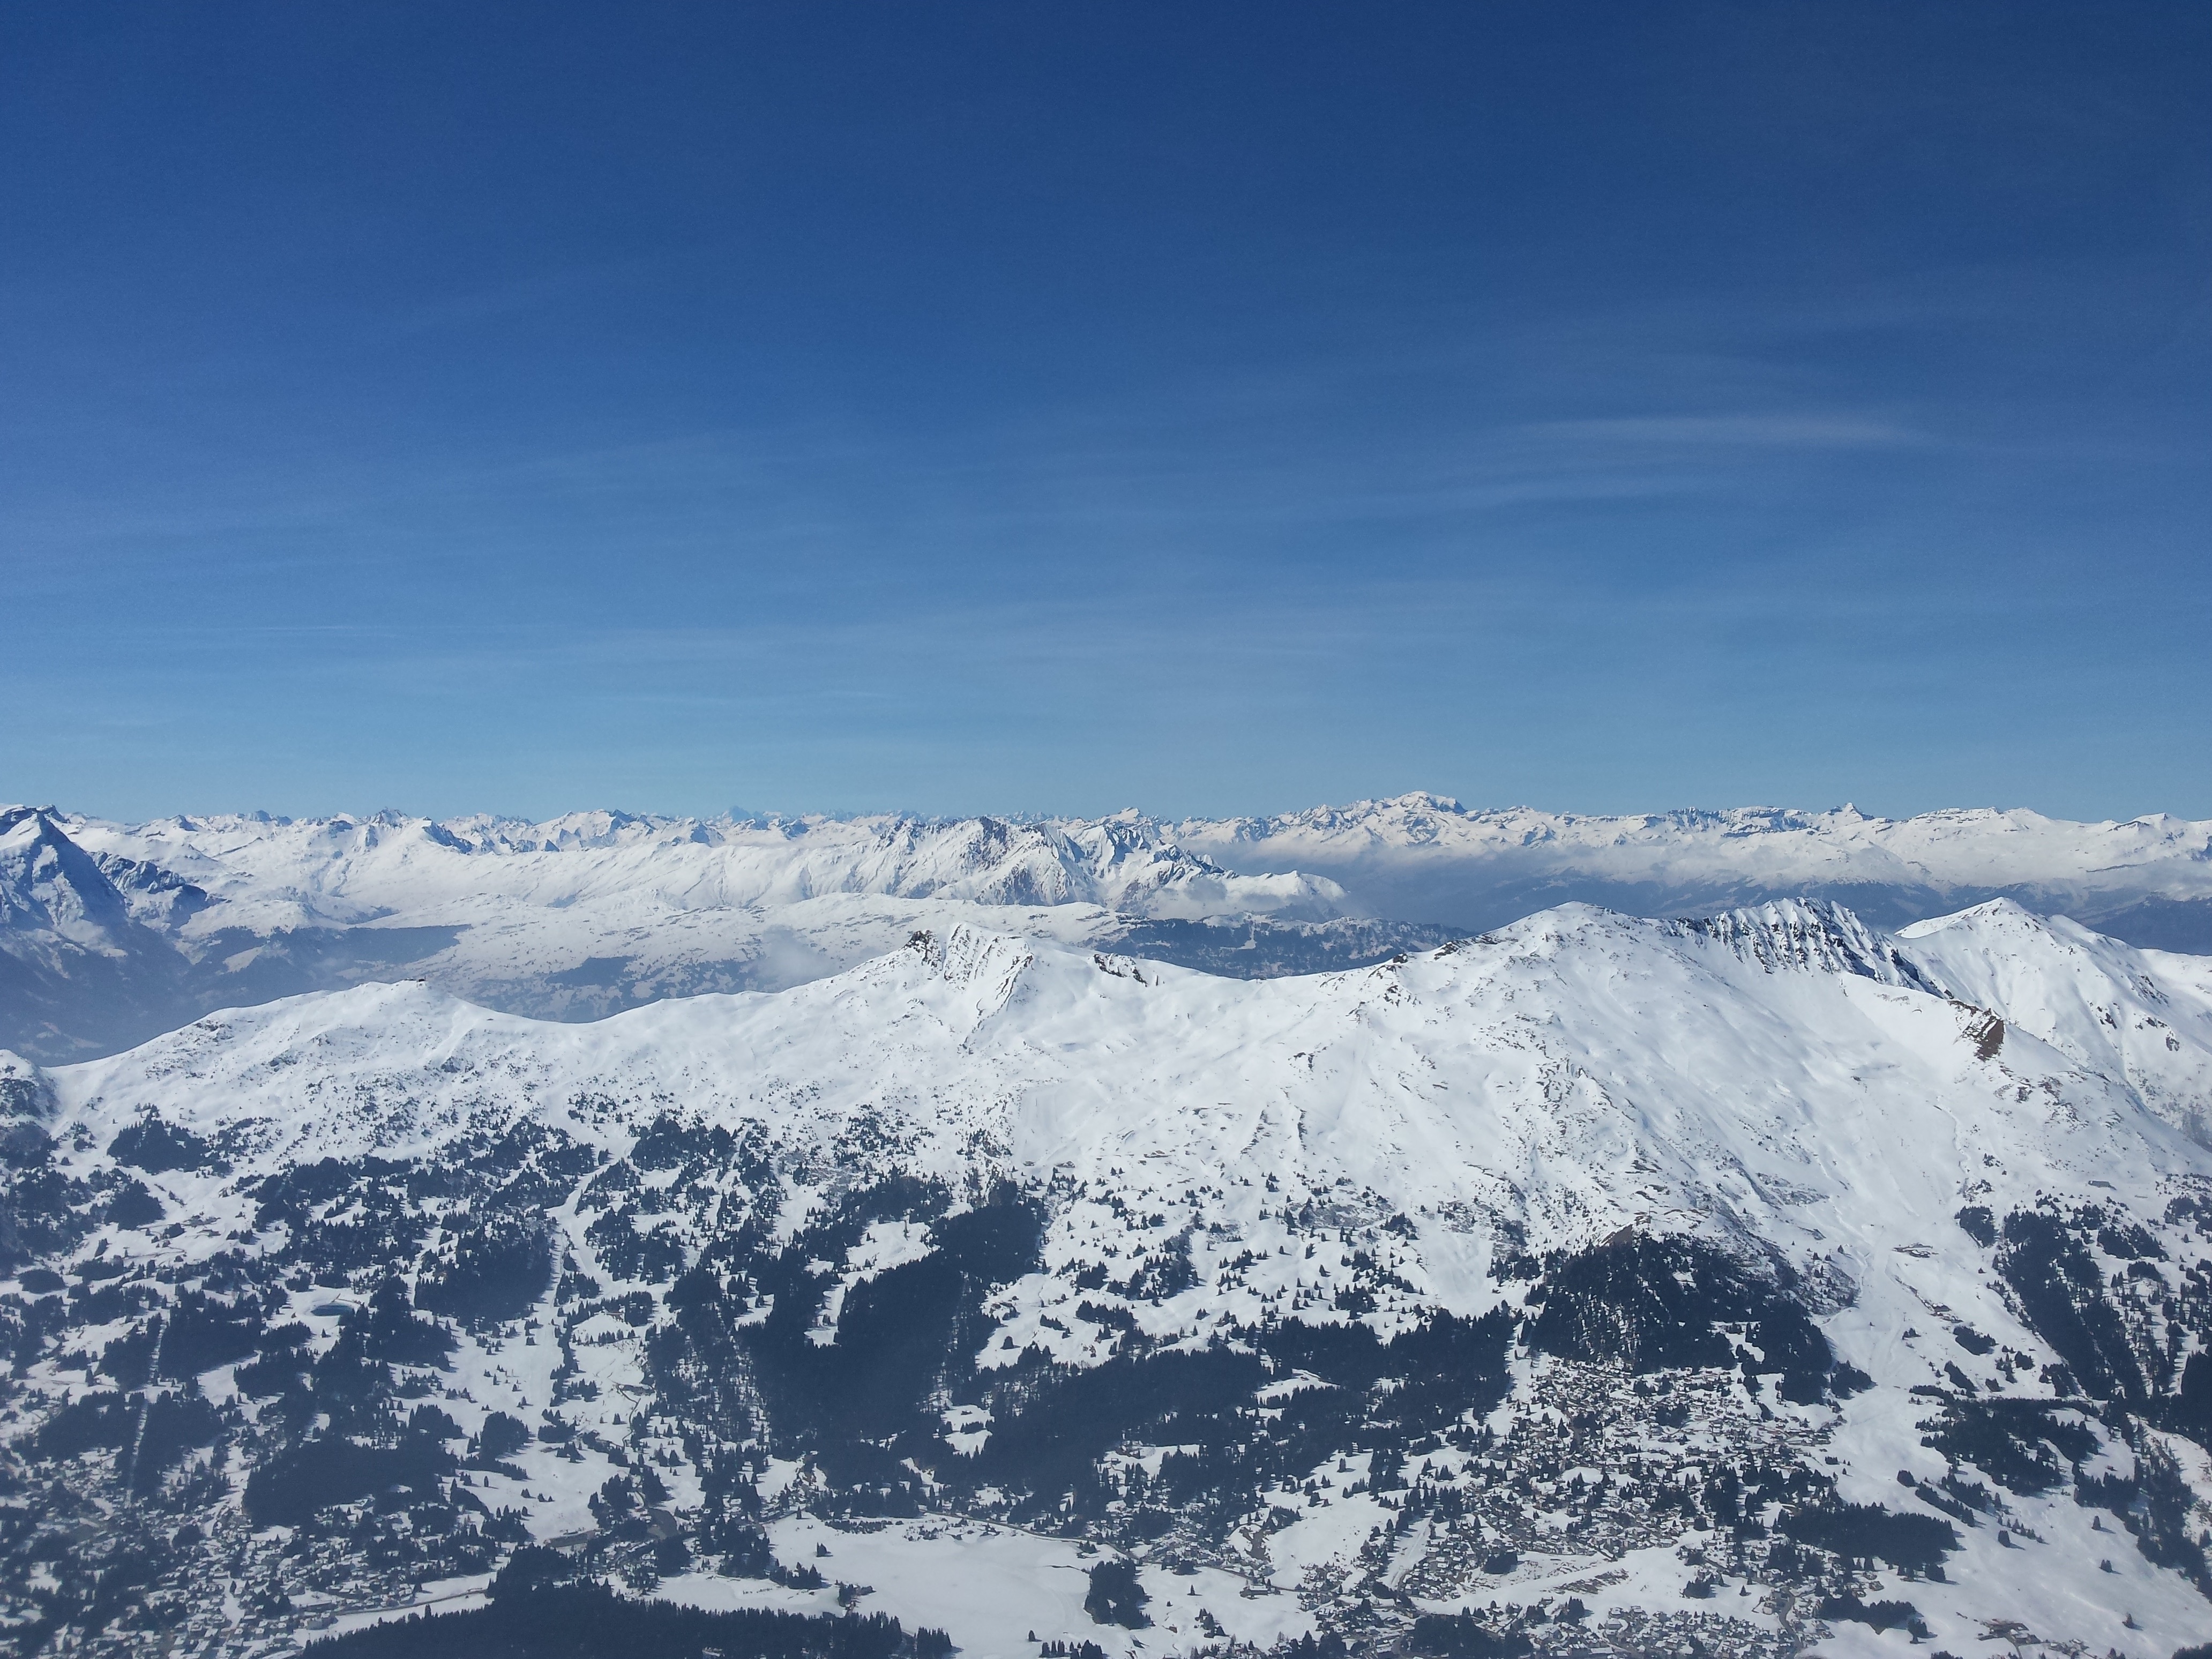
8,795,2212,1064
1,804,1425,1063
5,898,2212,1657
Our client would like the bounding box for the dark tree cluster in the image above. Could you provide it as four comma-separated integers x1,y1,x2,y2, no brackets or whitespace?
1524,1235,1843,1403
309,1574,917,1659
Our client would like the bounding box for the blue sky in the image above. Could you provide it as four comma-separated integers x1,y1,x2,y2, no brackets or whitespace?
4,3,2207,823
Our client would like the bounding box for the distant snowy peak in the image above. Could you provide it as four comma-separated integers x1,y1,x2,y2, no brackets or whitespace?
0,807,201,1061
19,793,2212,1065
1167,794,2212,946
62,796,2212,936
1178,792,2212,893
0,805,146,954
453,807,713,851
2,808,1404,1063
68,807,1348,926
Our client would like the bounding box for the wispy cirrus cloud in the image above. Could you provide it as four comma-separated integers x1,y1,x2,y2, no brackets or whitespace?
1523,413,1933,450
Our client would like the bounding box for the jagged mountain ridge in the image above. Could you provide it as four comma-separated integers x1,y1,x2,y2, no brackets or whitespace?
6,899,2212,1654
1,807,1416,1063
0,807,198,1061
38,899,2212,1246
9,794,2212,1065
71,797,2212,943
1175,794,2212,948
64,808,1347,931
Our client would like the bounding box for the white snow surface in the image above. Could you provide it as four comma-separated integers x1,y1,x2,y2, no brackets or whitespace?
1902,899,2212,1142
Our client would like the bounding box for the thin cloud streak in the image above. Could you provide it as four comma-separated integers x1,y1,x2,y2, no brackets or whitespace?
1524,414,1932,450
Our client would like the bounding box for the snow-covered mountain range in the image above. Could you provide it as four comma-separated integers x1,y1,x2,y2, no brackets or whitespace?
6,796,2211,1065
2,805,1408,1063
5,897,2211,1655
1176,795,2212,947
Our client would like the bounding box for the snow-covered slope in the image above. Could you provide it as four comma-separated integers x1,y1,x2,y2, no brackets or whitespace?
9,901,2212,1656
1900,900,2212,1148
51,900,2203,1258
